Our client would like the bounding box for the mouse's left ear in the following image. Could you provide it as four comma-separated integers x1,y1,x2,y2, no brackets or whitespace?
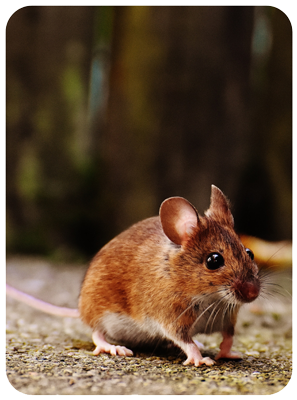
160,197,199,246
205,185,234,227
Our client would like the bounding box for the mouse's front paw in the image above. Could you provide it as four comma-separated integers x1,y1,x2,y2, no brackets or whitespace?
183,342,215,367
184,356,215,367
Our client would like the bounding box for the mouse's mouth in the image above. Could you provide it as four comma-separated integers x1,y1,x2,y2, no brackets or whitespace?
232,279,260,303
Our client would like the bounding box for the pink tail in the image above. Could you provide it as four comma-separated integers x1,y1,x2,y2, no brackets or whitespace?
6,284,80,318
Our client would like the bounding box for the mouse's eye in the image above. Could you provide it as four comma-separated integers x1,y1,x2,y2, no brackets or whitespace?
245,248,254,260
206,253,225,270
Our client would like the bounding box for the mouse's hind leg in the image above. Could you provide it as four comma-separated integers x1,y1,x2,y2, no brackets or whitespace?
92,330,133,357
215,331,242,360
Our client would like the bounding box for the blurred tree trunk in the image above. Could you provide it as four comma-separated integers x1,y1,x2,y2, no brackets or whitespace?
6,6,291,259
235,7,292,240
154,6,254,207
6,6,96,257
101,6,162,232
266,9,292,239
103,6,255,233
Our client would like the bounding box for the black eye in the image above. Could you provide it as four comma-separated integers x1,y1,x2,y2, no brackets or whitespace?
246,248,254,260
206,253,225,270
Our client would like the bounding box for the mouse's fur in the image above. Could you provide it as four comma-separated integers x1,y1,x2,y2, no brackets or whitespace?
78,185,261,366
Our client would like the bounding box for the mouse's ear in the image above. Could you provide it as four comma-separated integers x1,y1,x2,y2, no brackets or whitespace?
159,197,199,245
205,185,234,227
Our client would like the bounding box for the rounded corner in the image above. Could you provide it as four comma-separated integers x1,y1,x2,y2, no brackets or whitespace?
6,5,33,32
267,6,293,32
5,371,29,397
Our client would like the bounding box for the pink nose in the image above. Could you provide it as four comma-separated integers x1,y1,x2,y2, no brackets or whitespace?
234,281,260,303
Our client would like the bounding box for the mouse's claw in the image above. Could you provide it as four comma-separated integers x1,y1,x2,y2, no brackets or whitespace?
184,356,215,367
92,330,133,357
183,341,215,367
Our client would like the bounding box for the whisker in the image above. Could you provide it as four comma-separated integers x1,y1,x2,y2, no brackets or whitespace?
174,299,197,323
222,302,232,331
190,298,219,329
204,298,222,332
221,293,236,331
208,304,223,334
261,279,291,296
173,290,219,326
204,289,233,333
264,242,292,265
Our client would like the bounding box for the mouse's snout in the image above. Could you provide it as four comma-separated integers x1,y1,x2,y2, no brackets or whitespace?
232,279,260,303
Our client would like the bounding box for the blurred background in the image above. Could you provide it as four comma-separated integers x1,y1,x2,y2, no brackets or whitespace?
6,6,292,262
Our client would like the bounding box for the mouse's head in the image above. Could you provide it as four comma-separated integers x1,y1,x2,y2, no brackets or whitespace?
159,185,261,305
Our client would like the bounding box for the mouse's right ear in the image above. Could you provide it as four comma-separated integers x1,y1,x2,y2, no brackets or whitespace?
159,197,199,246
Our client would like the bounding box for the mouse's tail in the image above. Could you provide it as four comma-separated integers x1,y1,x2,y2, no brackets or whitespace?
6,284,80,318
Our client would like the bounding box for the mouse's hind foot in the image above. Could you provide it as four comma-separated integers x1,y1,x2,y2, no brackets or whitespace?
92,330,133,357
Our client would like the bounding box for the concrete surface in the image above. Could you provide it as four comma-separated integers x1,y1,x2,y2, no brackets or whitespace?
6,256,292,395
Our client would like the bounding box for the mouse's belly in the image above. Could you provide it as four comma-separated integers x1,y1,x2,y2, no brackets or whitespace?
98,312,168,348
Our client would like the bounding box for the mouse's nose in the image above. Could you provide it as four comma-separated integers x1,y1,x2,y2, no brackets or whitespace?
233,279,260,303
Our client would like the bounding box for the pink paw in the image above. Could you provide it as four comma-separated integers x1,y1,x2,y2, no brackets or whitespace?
93,344,133,357
183,342,215,367
184,356,215,367
92,330,133,357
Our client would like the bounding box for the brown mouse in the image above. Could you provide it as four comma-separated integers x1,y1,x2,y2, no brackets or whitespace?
7,185,261,366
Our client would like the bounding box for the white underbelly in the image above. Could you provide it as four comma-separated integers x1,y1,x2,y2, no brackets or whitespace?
99,312,167,347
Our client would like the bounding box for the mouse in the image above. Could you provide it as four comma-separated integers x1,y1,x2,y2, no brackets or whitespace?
6,185,261,367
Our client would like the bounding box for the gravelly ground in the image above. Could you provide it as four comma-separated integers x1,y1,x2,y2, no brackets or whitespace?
6,256,292,395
